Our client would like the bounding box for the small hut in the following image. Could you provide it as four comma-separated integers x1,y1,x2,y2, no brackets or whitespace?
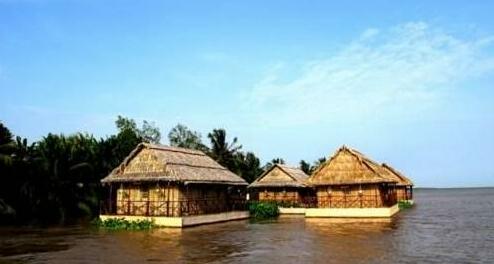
306,146,398,208
248,164,310,205
382,163,414,201
100,143,248,226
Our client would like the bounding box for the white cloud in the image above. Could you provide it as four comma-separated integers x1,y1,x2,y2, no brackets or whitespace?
360,28,380,40
247,22,494,126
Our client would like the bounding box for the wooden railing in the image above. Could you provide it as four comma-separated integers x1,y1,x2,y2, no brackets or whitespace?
100,198,246,217
313,194,396,208
260,194,396,208
258,198,317,208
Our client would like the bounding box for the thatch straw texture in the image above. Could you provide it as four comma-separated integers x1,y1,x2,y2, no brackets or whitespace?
248,164,309,188
382,163,414,186
307,145,398,186
101,143,247,185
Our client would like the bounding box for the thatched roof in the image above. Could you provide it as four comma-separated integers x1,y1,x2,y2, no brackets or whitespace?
307,145,398,186
101,143,247,186
248,164,309,188
382,163,414,186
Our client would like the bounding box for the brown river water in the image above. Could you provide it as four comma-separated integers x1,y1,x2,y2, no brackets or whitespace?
1,188,494,264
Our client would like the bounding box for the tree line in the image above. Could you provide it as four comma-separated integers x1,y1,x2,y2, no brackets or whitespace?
0,117,325,225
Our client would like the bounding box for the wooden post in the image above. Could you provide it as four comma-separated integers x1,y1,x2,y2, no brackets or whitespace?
146,200,150,216
108,184,113,214
166,182,170,216
374,188,378,208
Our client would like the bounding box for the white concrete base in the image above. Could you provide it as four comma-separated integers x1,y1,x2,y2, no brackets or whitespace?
305,204,400,218
182,211,249,226
100,211,250,228
305,217,393,224
279,207,306,214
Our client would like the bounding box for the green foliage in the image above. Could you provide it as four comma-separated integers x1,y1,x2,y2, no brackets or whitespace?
205,129,263,183
276,200,304,208
115,115,161,144
233,152,263,183
115,115,138,132
263,158,285,171
398,200,413,209
0,118,267,224
168,123,207,151
92,218,155,230
0,122,15,166
140,120,161,144
248,201,279,219
0,117,161,225
207,129,242,170
299,160,311,174
312,157,327,171
299,157,327,175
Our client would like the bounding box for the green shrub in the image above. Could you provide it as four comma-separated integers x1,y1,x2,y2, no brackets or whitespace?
92,217,155,230
398,200,413,209
248,201,279,219
276,201,303,208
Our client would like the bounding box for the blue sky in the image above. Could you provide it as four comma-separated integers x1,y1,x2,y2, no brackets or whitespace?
1,1,494,187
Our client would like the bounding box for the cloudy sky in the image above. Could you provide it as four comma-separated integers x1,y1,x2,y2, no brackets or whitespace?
1,1,493,187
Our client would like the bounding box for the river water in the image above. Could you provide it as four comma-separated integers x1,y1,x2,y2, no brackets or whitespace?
1,188,494,264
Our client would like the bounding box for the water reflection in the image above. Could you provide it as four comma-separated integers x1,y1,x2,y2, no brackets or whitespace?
1,188,494,263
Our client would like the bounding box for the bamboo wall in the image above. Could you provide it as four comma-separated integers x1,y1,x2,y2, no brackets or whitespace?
114,183,242,216
116,183,181,216
124,148,163,174
315,184,396,208
258,167,294,183
258,188,300,203
179,185,229,215
253,167,307,204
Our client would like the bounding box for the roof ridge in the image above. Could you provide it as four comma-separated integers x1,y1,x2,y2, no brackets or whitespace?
275,164,308,182
382,163,414,185
276,164,302,170
252,164,307,185
166,162,227,170
143,143,206,156
343,147,389,178
308,145,397,184
251,165,277,184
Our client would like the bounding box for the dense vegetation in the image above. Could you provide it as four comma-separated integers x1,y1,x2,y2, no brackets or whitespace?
398,200,414,209
0,118,324,225
92,218,155,230
248,201,280,219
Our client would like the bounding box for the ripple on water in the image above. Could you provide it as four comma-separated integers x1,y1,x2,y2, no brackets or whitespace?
1,188,494,264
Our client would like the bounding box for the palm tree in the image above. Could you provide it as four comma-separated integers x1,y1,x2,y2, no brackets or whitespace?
299,160,311,174
168,124,207,151
0,122,16,221
263,158,285,171
0,122,15,166
311,157,327,172
234,152,263,183
207,129,242,170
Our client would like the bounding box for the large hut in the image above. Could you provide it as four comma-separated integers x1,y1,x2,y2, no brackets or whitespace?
248,164,310,205
306,146,398,209
100,143,248,226
382,163,414,201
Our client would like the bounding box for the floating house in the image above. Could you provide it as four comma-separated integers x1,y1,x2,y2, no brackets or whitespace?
382,163,414,201
248,164,310,205
305,145,400,218
100,143,249,227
